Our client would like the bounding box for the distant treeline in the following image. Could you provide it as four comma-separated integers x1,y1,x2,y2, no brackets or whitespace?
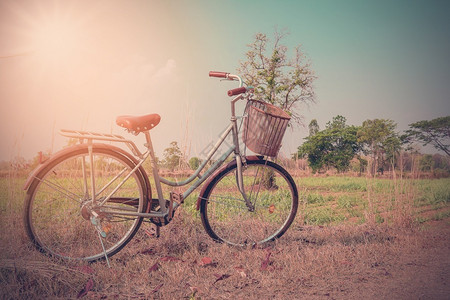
295,115,449,177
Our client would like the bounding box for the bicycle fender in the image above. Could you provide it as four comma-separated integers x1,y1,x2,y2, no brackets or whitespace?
23,144,152,205
24,145,85,191
195,155,263,210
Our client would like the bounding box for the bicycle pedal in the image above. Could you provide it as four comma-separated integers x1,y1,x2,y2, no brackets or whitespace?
170,192,183,204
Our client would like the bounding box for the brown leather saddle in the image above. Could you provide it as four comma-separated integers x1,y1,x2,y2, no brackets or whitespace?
116,114,161,133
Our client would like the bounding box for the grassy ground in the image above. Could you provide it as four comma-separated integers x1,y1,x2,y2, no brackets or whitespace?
1,173,449,299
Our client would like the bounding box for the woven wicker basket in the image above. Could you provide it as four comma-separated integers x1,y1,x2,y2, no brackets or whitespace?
242,100,291,157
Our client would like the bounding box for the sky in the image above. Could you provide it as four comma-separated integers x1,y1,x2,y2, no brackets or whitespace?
1,0,449,161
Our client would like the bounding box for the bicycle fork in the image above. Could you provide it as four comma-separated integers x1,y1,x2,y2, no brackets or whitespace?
235,155,255,211
230,94,255,212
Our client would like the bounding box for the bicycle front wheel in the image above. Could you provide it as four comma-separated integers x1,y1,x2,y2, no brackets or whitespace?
24,145,148,262
199,159,298,246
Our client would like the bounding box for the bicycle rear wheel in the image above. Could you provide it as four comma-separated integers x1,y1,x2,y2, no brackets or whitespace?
199,159,298,246
24,145,148,262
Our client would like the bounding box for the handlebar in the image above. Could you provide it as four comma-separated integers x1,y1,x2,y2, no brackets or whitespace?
209,71,245,96
209,71,229,78
227,87,247,96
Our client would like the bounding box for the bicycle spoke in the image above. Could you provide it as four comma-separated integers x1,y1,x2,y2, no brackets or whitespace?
200,160,298,246
95,167,128,199
24,146,147,262
34,176,83,203
202,193,273,210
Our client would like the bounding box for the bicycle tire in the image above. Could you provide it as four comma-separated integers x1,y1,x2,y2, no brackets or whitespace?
24,144,148,262
199,158,298,246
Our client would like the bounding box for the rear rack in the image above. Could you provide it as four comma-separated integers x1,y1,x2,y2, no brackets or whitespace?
59,129,143,158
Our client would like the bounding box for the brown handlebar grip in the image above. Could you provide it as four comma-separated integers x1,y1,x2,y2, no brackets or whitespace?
227,87,247,96
209,71,229,78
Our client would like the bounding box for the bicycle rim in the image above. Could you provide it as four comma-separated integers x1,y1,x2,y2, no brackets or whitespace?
200,160,298,246
24,147,147,262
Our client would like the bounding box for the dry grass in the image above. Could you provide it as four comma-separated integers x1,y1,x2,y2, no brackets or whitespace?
1,174,450,299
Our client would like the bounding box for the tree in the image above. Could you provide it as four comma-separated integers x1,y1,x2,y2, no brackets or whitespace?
162,141,182,171
405,116,450,156
432,153,450,171
326,115,347,130
419,154,434,172
297,116,360,173
308,119,320,136
238,30,316,124
357,119,401,176
189,157,201,170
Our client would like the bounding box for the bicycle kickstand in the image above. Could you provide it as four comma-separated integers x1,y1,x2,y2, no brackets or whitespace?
155,225,160,238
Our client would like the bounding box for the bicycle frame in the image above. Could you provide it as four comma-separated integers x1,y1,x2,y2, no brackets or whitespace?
58,92,251,221
23,71,299,265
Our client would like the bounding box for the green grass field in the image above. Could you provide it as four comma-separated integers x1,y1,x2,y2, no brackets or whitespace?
1,172,449,299
178,174,450,227
294,176,449,226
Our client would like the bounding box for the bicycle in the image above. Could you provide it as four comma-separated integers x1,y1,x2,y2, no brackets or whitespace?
23,71,299,263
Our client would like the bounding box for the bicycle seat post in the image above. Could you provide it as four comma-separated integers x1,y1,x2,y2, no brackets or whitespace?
143,131,167,214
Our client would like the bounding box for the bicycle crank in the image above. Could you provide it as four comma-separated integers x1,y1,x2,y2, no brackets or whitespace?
149,199,173,226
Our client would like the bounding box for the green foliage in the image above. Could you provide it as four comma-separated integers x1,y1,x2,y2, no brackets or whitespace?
432,185,450,205
261,169,278,190
375,214,385,224
337,195,359,209
431,211,450,221
188,157,201,171
298,116,448,176
405,116,450,156
296,176,450,226
357,119,401,176
431,154,450,171
326,115,347,129
308,119,319,136
414,179,450,208
299,176,367,192
415,216,429,224
303,207,346,225
305,193,334,204
297,115,360,173
419,154,434,172
162,141,182,171
358,119,396,149
238,30,316,123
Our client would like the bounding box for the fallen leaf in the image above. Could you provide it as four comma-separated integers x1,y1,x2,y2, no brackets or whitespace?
234,266,247,278
144,229,156,237
152,283,163,293
77,278,94,299
213,273,231,285
149,262,159,272
200,256,213,266
268,204,275,213
260,251,272,271
138,248,155,255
